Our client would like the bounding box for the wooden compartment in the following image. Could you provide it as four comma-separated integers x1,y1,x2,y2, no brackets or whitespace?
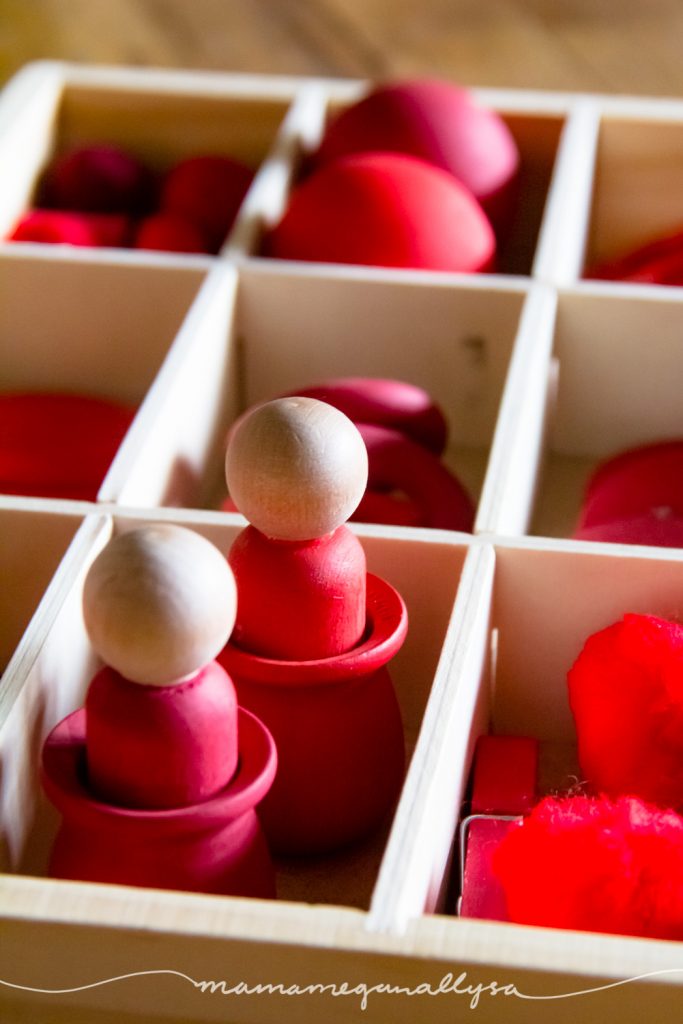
1,62,683,1024
0,62,304,256
585,104,683,274
528,285,683,539
0,249,209,501
108,260,540,533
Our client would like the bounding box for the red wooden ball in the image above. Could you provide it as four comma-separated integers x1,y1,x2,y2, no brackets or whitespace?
134,212,211,253
41,145,155,214
263,152,496,273
494,794,683,940
313,79,519,234
568,613,683,811
160,155,253,250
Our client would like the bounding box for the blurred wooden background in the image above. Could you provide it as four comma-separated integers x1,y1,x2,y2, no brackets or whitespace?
1,0,683,96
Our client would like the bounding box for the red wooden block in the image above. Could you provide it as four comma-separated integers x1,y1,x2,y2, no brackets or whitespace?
264,152,496,273
459,817,516,920
470,735,539,816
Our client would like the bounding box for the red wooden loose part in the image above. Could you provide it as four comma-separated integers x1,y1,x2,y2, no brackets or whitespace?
85,663,239,809
41,145,155,214
494,795,683,940
353,423,475,531
160,155,253,250
43,707,277,898
313,79,520,235
574,512,683,548
460,817,516,921
228,524,367,661
586,227,683,284
286,377,449,455
568,613,683,811
8,210,132,248
576,440,683,534
219,573,407,854
0,393,136,499
263,152,496,273
134,211,211,253
470,735,539,816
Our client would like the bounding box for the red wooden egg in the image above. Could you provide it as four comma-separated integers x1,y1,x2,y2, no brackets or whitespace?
264,152,495,273
314,79,519,234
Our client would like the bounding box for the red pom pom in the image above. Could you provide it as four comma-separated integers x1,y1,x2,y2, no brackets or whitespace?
568,613,683,810
134,212,211,253
494,794,683,939
41,145,155,215
264,152,495,273
314,79,519,235
160,155,253,250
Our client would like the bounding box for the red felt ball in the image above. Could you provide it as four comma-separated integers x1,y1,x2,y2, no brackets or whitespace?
41,145,155,215
134,212,211,254
568,613,683,810
160,155,253,250
313,79,519,235
576,441,683,532
264,152,495,273
493,794,683,939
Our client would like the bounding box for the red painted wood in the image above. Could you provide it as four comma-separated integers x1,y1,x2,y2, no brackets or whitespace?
219,573,407,854
228,523,367,660
42,706,277,898
85,662,239,809
470,735,539,816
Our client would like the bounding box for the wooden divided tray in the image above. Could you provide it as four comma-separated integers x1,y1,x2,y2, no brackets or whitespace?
1,60,683,1023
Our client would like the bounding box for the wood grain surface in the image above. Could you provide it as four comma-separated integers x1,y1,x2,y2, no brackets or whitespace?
1,0,683,96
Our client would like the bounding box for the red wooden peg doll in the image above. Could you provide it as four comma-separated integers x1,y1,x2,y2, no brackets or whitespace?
42,523,277,897
221,398,408,854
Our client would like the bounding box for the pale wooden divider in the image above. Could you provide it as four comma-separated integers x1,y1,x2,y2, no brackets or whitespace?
1,62,683,1023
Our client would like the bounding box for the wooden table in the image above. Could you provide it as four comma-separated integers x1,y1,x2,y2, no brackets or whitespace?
1,0,683,96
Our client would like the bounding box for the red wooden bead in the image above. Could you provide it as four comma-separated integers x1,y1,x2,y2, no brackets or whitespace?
228,524,366,661
85,663,239,809
160,155,253,250
41,145,155,214
313,79,520,235
568,613,683,811
264,152,496,273
494,795,683,940
134,211,211,253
